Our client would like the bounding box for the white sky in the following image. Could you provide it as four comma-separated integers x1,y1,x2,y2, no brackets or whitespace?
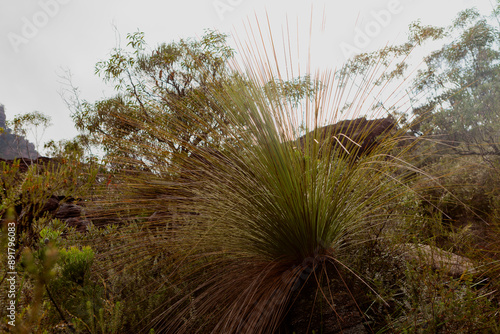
0,0,495,153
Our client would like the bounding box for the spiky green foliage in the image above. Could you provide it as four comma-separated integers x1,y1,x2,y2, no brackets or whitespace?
84,22,436,333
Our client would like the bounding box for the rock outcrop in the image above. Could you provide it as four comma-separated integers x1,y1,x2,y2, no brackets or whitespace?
296,116,396,158
1,156,89,233
0,156,54,173
0,104,39,159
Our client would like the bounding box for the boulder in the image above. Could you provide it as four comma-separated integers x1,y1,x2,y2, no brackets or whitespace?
395,243,475,277
42,195,60,212
296,116,396,158
55,203,82,219
65,217,90,233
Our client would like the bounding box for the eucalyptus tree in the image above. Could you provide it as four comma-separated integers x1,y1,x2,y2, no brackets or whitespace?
343,6,500,159
413,8,500,158
72,30,235,168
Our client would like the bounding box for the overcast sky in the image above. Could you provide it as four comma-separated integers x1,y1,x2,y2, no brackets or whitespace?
0,0,494,153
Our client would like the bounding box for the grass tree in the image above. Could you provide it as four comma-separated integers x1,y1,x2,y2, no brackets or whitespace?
87,20,433,333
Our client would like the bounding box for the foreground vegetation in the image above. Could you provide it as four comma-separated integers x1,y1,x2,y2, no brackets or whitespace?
2,5,500,333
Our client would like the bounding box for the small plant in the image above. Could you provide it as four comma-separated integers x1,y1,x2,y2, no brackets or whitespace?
57,246,94,286
15,232,61,332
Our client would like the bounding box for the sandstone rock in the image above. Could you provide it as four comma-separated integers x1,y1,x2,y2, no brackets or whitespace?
55,203,82,219
65,217,90,233
42,196,60,212
0,105,39,159
395,243,475,277
296,116,396,158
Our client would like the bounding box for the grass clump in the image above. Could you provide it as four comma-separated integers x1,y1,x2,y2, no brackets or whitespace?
87,24,436,333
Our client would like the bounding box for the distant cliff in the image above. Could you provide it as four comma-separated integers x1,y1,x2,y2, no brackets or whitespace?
0,104,38,159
